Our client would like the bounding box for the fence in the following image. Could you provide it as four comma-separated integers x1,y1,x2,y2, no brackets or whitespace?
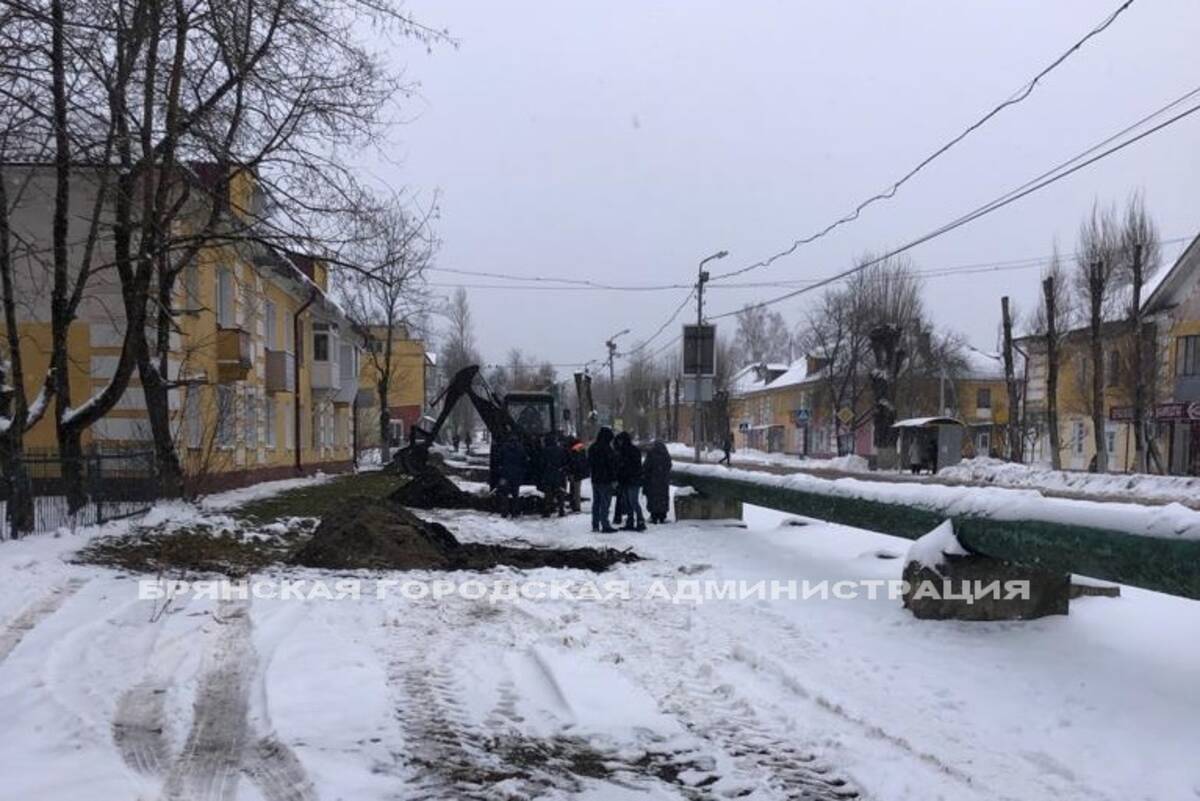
0,448,159,540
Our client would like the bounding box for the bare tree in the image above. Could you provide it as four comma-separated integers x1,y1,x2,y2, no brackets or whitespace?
1074,203,1121,472
1028,249,1070,469
439,288,479,443
1001,297,1022,462
733,305,793,366
1115,193,1162,473
341,196,436,461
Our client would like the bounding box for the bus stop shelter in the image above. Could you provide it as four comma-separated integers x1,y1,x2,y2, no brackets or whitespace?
893,417,965,474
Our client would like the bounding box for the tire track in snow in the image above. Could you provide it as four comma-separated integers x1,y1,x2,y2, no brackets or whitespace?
0,577,88,666
592,600,863,801
160,598,317,801
114,674,173,776
162,598,255,801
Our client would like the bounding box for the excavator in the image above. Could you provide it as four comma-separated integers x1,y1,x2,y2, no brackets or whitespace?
390,365,557,488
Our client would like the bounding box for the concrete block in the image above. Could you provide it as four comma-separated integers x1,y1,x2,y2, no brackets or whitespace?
674,490,743,521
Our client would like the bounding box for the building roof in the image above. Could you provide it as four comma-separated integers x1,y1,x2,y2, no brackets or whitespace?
893,416,964,428
729,362,788,396
1145,230,1200,315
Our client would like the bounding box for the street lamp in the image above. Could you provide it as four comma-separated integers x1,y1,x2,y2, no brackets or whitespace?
605,329,630,426
694,250,729,463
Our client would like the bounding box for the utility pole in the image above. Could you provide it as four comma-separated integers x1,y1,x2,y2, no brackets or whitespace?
693,250,729,464
605,329,629,427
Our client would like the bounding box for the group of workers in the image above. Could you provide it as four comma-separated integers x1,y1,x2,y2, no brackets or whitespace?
492,426,674,532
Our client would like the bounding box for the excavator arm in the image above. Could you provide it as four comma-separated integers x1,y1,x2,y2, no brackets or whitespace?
390,365,517,474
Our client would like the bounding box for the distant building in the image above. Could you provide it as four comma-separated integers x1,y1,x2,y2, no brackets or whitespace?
356,325,432,446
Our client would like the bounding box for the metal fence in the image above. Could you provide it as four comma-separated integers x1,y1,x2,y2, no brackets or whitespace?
0,448,158,540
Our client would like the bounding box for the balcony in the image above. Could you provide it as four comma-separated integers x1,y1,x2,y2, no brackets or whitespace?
310,359,341,394
333,342,359,405
265,349,294,393
216,327,252,383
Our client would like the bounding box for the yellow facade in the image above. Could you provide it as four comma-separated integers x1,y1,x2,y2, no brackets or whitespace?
4,163,360,485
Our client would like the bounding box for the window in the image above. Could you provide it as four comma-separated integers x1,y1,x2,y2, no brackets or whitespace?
1072,421,1086,456
183,262,200,309
1106,349,1122,387
1178,335,1200,377
976,430,991,453
313,331,329,362
265,398,276,448
245,389,257,447
264,300,277,350
216,385,236,447
976,387,991,409
217,268,235,328
285,402,295,450
1106,426,1117,455
388,419,405,446
185,385,202,449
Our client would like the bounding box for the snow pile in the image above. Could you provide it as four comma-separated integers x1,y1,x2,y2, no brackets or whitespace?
906,520,969,572
675,462,1200,540
939,457,1200,506
200,472,335,511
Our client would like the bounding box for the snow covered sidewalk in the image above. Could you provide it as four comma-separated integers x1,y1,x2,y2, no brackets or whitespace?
0,477,1197,799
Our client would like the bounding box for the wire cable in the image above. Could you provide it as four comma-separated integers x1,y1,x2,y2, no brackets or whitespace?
709,0,1138,283
706,95,1200,320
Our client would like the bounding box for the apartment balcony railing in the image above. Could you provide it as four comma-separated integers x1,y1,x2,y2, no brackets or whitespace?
265,349,294,393
216,327,252,383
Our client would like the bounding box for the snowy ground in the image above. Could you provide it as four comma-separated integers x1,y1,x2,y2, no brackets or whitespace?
669,443,1200,508
0,475,1197,800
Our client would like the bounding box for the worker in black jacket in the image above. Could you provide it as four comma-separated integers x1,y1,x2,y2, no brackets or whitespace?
497,433,527,519
539,433,567,518
614,431,646,531
587,426,617,533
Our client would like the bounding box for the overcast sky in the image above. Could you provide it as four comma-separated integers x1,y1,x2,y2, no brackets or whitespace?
362,0,1200,371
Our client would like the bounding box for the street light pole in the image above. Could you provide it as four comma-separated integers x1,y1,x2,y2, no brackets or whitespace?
693,250,729,464
605,329,629,427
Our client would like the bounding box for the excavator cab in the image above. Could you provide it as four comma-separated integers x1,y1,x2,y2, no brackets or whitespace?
390,366,559,489
503,393,556,439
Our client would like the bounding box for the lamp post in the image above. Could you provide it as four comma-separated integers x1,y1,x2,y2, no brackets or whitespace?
693,250,729,464
605,329,629,427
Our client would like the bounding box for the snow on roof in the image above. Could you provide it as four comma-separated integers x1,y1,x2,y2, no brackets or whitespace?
961,349,1007,379
893,416,964,428
766,358,825,390
729,363,788,396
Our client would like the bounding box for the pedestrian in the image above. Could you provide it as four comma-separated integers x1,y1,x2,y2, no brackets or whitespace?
642,440,672,524
497,433,527,519
908,435,922,475
539,432,567,518
615,431,646,531
718,431,733,465
452,433,461,453
566,437,588,512
587,427,618,533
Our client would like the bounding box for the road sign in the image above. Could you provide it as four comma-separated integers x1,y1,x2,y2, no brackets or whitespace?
792,408,811,425
682,377,714,402
837,407,854,425
682,324,716,376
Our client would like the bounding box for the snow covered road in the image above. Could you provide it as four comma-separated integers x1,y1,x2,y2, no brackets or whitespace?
0,486,1197,800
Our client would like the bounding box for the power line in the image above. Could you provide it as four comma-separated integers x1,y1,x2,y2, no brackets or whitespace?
706,93,1200,321
624,288,696,357
427,265,690,291
709,0,1137,283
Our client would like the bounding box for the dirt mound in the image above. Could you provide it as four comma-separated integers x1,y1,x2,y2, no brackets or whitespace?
290,497,638,573
390,469,544,516
290,497,460,570
390,470,479,510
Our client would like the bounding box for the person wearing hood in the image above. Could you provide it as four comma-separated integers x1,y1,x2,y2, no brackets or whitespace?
539,432,567,518
642,440,673,524
497,433,528,519
614,431,646,531
587,427,617,533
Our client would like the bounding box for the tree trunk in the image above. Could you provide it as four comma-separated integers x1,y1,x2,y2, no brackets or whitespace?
1088,262,1108,473
378,380,391,463
869,325,903,469
1043,277,1062,470
1001,297,1022,462
1129,244,1147,473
